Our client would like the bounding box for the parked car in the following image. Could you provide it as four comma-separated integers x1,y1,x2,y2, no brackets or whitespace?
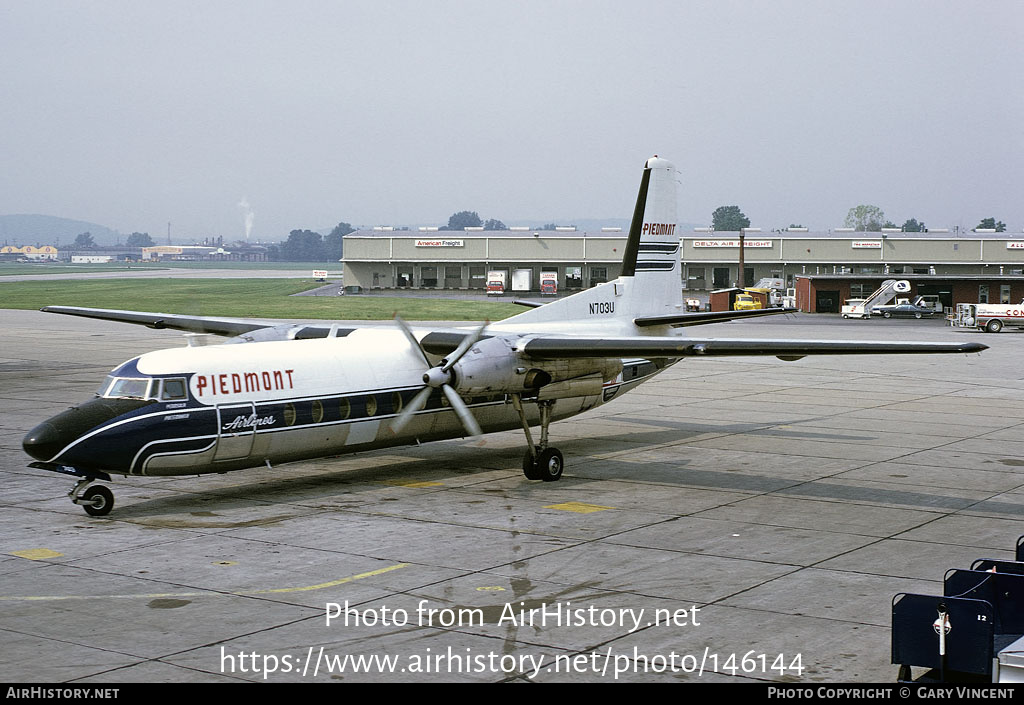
873,303,934,319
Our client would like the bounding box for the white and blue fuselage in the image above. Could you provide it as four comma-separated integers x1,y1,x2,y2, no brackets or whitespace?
24,327,666,477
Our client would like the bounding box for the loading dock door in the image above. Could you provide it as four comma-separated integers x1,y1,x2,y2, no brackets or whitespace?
816,290,840,313
713,267,730,289
512,268,532,291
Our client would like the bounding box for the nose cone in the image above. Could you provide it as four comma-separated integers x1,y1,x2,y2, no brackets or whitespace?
23,397,156,469
23,421,66,462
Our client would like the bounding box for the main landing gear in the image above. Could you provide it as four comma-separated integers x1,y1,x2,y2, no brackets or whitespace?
511,395,563,482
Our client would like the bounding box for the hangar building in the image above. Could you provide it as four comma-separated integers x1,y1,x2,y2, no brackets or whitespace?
342,227,1024,305
341,227,629,293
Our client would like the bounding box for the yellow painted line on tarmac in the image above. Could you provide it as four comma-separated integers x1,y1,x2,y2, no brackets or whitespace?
544,501,613,514
1,591,209,602
10,549,64,561
248,563,410,594
0,563,410,602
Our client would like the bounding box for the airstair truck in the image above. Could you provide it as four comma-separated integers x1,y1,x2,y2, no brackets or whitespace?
841,299,870,319
951,300,1024,333
841,279,912,318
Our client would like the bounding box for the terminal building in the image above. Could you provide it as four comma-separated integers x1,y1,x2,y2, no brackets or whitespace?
341,227,1024,309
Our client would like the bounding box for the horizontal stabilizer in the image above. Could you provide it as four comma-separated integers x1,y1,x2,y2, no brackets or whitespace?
520,336,987,360
40,306,274,337
635,308,795,328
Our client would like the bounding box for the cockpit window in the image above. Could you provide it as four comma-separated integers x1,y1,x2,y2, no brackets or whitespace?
160,378,188,401
97,375,190,402
103,377,152,400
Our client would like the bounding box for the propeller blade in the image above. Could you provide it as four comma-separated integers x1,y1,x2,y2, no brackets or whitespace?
441,320,488,373
394,315,431,368
442,384,483,440
390,386,432,434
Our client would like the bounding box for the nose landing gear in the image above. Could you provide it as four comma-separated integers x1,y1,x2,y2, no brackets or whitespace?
71,479,115,517
28,462,115,517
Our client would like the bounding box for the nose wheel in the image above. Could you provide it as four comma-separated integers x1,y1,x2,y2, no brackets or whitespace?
79,485,114,516
69,476,115,517
512,395,563,482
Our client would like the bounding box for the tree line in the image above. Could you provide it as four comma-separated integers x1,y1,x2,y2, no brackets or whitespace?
69,223,356,261
710,205,1006,233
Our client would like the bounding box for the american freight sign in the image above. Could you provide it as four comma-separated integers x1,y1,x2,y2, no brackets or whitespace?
415,239,464,247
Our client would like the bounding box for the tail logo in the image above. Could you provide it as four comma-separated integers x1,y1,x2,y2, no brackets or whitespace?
641,223,676,237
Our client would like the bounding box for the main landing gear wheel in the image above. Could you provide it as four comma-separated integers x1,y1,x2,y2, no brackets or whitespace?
523,447,564,482
512,395,564,482
81,485,114,517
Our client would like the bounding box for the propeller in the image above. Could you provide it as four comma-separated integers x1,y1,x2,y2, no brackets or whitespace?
390,316,488,441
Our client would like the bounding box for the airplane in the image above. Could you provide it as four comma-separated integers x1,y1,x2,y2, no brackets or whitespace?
22,156,987,516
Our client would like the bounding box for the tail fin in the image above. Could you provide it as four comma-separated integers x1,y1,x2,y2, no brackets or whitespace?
495,156,683,334
620,155,683,312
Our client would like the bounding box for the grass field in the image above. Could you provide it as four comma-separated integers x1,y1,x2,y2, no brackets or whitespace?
0,261,340,276
0,262,157,276
0,278,522,320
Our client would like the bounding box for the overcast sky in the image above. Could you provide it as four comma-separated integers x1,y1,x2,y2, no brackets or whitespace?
2,1,1021,241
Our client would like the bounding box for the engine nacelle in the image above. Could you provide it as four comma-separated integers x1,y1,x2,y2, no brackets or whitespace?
449,337,528,394
450,337,623,396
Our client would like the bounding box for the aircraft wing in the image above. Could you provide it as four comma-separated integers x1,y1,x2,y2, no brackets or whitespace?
39,306,988,361
634,308,794,327
39,306,276,337
519,336,987,361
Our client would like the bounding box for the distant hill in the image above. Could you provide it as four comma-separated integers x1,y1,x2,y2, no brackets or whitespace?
0,215,120,246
